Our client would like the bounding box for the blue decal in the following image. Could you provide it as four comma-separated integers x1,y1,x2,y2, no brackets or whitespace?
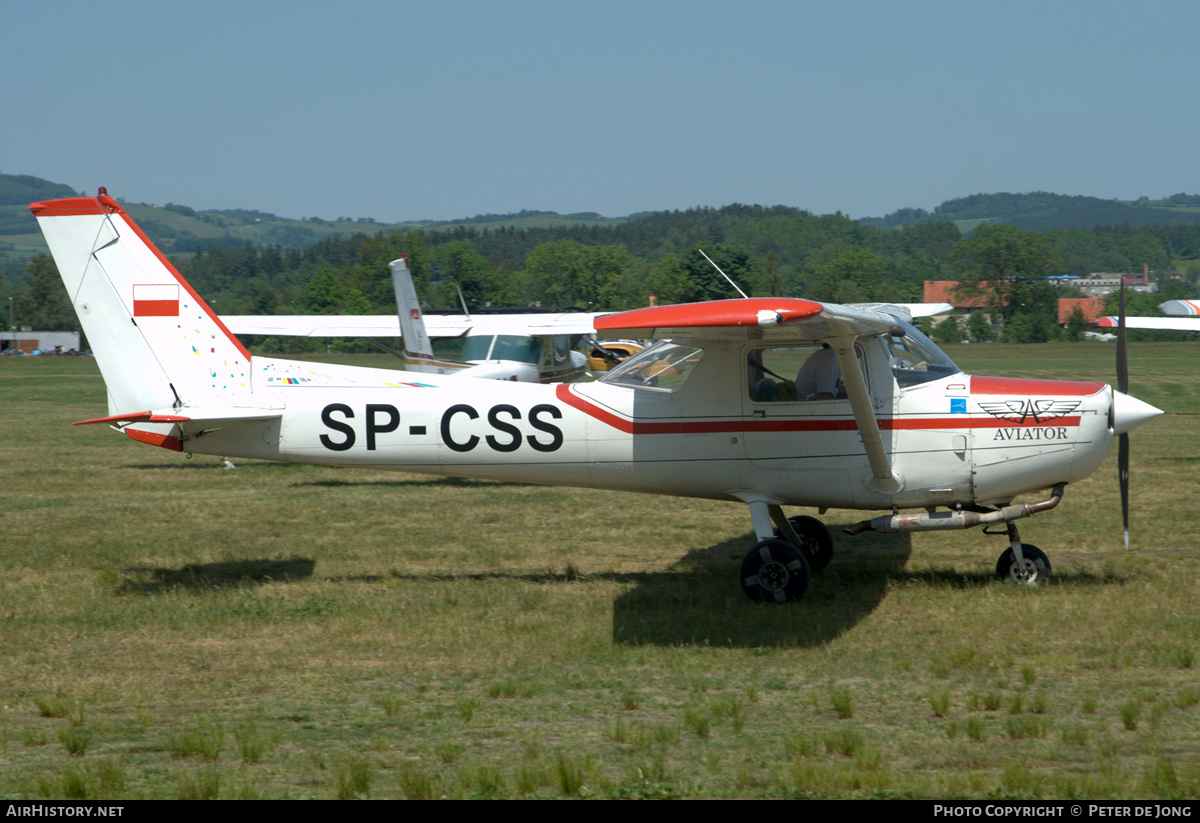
950,398,967,414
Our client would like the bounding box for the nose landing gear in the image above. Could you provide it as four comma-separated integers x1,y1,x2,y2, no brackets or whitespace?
993,521,1052,586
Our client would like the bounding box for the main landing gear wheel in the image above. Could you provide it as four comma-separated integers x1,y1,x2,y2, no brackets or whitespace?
775,515,835,572
741,539,810,603
995,544,1051,586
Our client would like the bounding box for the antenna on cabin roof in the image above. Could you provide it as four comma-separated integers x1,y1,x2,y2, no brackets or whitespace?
456,284,471,319
698,248,748,299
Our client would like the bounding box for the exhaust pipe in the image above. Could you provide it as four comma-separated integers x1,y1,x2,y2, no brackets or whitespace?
844,484,1065,536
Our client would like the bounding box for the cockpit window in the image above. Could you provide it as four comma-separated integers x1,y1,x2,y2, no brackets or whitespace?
748,345,865,402
598,341,703,392
886,321,962,388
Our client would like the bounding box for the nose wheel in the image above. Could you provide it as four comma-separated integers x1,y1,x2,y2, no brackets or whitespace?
993,520,1052,586
996,543,1051,586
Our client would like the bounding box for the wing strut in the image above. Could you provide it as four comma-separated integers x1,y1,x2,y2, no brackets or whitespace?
828,333,903,494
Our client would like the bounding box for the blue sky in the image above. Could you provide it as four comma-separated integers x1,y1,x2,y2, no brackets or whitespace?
3,1,1198,222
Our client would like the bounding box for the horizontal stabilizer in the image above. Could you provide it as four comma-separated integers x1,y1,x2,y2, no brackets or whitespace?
76,406,283,427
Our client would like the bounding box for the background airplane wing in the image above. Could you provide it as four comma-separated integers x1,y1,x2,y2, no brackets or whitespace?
223,315,401,337
222,315,474,338
1160,300,1200,316
518,313,612,335
1096,316,1200,331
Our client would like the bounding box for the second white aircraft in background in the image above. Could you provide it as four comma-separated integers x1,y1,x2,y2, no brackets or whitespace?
223,258,953,383
224,258,603,382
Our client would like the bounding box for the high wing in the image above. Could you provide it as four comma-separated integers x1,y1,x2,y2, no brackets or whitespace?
596,297,900,341
887,302,953,319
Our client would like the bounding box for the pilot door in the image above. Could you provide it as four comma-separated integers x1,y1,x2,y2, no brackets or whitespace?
740,343,879,479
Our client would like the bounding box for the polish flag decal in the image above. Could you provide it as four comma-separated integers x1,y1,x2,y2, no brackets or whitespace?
133,284,180,317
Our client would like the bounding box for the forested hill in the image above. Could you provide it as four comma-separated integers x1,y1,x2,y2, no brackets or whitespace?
0,174,79,206
863,191,1200,232
0,173,626,266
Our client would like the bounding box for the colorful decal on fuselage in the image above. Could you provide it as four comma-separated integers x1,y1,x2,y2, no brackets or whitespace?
977,399,1081,425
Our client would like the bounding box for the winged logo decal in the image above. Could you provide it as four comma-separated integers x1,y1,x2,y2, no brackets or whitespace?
977,399,1081,424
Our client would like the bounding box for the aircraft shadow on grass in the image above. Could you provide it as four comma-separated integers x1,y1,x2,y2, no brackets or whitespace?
331,527,914,648
883,566,1126,588
124,462,228,471
610,528,913,648
114,558,316,594
121,461,539,489
292,477,539,490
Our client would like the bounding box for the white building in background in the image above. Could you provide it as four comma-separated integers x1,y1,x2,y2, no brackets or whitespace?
1,329,81,354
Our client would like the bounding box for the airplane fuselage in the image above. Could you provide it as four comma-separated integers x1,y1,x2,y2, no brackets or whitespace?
142,336,1115,512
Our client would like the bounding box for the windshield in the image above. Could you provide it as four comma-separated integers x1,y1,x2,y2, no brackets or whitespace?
886,320,962,388
491,335,541,364
460,335,494,361
598,341,703,391
461,334,542,364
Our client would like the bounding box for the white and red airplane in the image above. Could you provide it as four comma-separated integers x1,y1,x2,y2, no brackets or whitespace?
32,191,1163,602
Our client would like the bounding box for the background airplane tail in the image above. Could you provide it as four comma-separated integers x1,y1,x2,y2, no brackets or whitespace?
31,192,253,416
390,257,436,360
389,257,469,375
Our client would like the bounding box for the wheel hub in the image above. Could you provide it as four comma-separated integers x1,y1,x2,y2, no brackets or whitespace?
1011,559,1038,584
758,560,790,592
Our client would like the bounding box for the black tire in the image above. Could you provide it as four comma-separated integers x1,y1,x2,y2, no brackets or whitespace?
740,539,811,603
774,515,835,572
995,544,1051,586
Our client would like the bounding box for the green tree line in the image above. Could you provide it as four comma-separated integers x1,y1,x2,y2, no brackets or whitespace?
5,204,1199,348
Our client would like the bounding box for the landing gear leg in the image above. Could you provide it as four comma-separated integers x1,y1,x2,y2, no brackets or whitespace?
769,505,834,572
995,521,1052,586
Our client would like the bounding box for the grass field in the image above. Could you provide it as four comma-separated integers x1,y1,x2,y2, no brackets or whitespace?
1,344,1198,799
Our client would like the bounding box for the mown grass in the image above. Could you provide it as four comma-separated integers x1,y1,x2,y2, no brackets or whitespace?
1,345,1199,798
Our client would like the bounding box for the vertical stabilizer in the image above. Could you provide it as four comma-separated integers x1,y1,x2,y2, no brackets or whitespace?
389,257,468,375
31,193,252,415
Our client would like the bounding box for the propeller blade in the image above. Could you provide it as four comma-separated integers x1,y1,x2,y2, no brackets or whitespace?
1117,277,1129,549
1117,280,1128,395
1119,431,1130,552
